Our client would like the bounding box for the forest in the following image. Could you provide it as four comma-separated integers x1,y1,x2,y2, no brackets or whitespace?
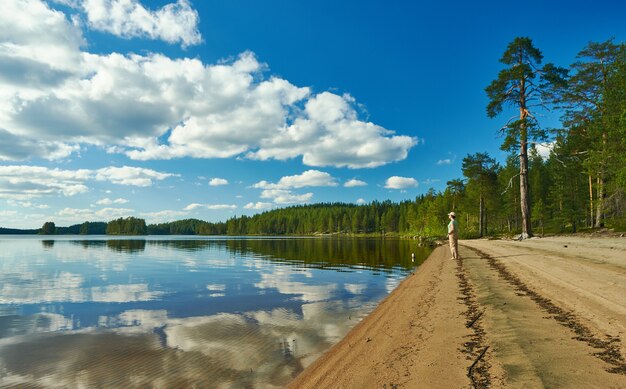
105,217,147,235
6,37,626,239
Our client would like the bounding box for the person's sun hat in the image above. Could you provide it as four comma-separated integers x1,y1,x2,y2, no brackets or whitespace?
448,211,456,217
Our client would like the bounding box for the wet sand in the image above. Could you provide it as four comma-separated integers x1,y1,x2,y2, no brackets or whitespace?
288,236,626,388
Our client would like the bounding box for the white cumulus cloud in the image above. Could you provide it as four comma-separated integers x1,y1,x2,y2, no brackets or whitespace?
183,203,236,211
57,207,134,222
7,200,50,209
252,170,337,190
0,1,418,169
94,166,176,186
208,178,228,186
57,0,201,48
140,209,188,223
251,171,332,205
0,165,175,200
96,197,129,205
243,202,274,210
344,179,367,187
384,176,418,189
259,189,313,205
247,92,417,168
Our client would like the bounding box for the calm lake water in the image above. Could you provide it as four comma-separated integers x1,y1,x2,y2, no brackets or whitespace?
0,236,431,388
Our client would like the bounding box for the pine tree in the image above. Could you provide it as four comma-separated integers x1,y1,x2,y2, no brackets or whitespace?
559,40,625,227
462,153,498,237
486,37,567,238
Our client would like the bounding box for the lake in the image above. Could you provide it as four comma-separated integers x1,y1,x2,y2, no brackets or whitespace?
0,236,431,388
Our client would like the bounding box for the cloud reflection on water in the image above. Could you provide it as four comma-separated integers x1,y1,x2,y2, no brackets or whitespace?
0,300,374,388
0,237,427,387
0,278,161,305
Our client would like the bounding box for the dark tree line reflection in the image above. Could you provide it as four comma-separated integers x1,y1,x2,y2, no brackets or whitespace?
60,238,431,270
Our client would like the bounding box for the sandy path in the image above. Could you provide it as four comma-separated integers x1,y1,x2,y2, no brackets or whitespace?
287,246,473,389
288,236,626,388
463,237,626,359
462,241,626,388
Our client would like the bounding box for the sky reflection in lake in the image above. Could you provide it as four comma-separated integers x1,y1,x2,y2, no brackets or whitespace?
0,236,430,387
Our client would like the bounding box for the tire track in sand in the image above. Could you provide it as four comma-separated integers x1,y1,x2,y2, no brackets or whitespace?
463,245,626,388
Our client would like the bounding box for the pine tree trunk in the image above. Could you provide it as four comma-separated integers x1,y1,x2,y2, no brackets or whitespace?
479,195,484,237
520,145,532,237
589,175,594,228
519,118,533,238
514,192,519,231
595,175,604,228
485,207,488,236
518,57,532,239
594,132,607,228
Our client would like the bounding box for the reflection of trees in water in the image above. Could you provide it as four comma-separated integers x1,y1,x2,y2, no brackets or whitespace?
222,238,431,270
70,240,106,249
64,238,431,270
41,240,55,249
69,239,146,252
106,240,146,253
70,239,203,253
148,240,213,252
148,238,432,270
143,238,429,270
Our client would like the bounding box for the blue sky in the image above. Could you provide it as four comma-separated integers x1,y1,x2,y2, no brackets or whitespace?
1,0,625,228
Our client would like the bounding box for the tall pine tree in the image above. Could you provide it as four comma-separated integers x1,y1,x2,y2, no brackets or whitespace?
486,37,567,238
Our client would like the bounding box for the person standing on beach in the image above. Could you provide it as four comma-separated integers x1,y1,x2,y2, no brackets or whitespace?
447,212,459,260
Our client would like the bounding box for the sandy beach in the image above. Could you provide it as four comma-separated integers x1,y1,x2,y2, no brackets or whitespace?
288,236,626,388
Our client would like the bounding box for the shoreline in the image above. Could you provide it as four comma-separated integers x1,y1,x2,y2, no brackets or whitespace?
288,236,626,388
288,245,473,388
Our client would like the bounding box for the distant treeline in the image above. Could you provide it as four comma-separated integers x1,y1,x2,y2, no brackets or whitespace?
148,218,226,235
2,183,624,237
0,219,143,235
148,202,427,236
37,221,108,235
0,227,39,234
